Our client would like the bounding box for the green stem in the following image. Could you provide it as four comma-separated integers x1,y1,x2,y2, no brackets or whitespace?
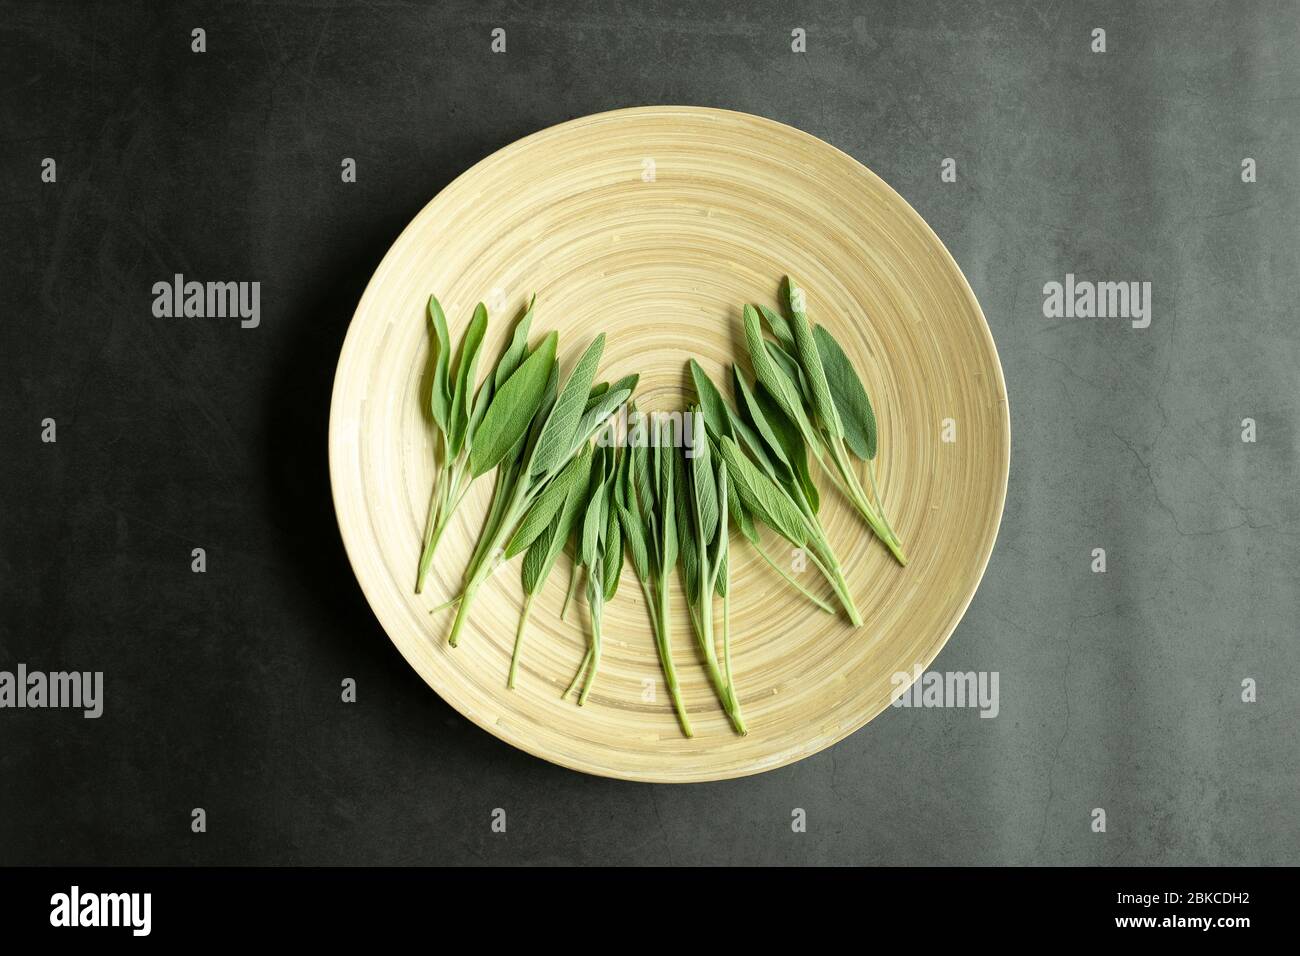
829,439,908,565
414,465,449,594
753,542,834,614
507,592,534,689
563,648,592,699
447,474,535,646
644,575,692,737
689,595,746,735
721,585,743,732
866,458,906,562
560,561,582,621
807,537,863,626
578,594,602,706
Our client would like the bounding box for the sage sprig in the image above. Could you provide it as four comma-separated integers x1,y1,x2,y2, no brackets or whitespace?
744,279,906,564
559,444,623,704
614,407,692,736
504,443,594,688
676,412,746,734
688,360,850,620
445,333,636,647
415,295,554,594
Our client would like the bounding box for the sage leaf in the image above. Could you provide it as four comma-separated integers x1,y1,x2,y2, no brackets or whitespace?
570,385,633,457
446,303,489,456
532,334,606,478
717,437,809,547
756,303,795,352
580,448,610,568
814,323,878,460
521,451,591,594
732,365,794,483
505,443,592,557
742,304,817,440
752,379,819,514
689,411,719,546
602,488,622,601
671,442,699,604
494,295,536,389
469,331,558,477
427,295,452,431
785,277,844,439
688,359,734,441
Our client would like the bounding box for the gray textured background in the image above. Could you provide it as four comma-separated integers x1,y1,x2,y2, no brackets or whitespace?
1,0,1296,865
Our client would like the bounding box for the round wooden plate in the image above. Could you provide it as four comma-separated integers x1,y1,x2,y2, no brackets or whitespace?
329,106,1009,782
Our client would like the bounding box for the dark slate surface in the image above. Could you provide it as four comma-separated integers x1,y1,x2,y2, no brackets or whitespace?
1,0,1296,865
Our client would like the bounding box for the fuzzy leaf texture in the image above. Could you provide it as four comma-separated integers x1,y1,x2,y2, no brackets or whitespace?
689,412,719,546
814,324,878,460
532,334,606,478
785,278,843,440
469,331,558,477
717,437,809,547
742,304,815,439
446,303,489,456
756,303,795,352
688,359,734,442
505,443,593,557
494,295,536,389
427,295,452,432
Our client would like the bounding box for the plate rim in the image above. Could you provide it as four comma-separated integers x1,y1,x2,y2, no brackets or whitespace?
327,104,1011,783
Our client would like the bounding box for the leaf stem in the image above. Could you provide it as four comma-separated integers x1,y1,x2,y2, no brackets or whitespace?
578,594,602,706
643,576,692,737
560,560,582,621
507,592,534,689
563,648,592,700
752,542,835,614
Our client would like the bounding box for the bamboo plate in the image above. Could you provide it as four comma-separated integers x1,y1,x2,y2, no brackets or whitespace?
329,106,1009,782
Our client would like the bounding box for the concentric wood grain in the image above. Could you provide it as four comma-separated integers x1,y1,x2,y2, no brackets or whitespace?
328,106,1009,782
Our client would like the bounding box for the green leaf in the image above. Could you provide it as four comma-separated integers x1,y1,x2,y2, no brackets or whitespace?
494,295,536,389
742,304,817,441
522,456,591,594
756,303,795,352
631,436,655,524
617,500,651,582
733,365,794,483
752,380,819,514
521,523,552,595
583,381,610,411
672,443,699,604
505,443,593,557
570,386,632,457
602,487,623,601
717,437,809,547
465,376,493,451
814,324,878,460
688,359,734,441
605,373,640,402
427,295,452,432
713,462,730,597
766,340,813,409
446,303,489,456
785,278,843,440
580,448,610,568
689,411,719,546
658,431,678,575
469,331,558,477
532,334,606,478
